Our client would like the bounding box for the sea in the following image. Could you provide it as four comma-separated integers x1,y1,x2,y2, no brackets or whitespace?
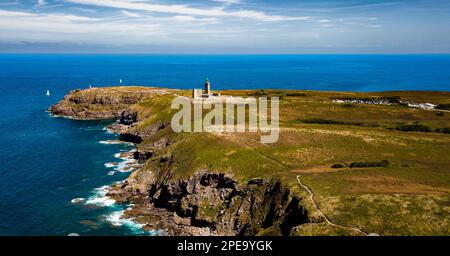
0,54,449,235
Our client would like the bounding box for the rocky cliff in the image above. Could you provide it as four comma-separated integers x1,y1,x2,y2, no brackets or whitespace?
109,171,308,236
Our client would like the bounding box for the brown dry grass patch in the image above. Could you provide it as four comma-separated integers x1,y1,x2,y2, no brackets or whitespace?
344,175,450,195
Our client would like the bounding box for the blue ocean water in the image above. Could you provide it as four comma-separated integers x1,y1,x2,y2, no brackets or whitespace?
0,54,449,235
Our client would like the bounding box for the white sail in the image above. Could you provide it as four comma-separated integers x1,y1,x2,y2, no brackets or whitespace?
119,79,122,84
46,89,50,96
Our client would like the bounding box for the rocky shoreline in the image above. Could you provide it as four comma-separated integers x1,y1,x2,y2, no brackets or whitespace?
49,87,312,236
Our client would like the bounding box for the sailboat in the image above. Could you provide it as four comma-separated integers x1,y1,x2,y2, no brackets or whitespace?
46,89,50,96
119,79,122,84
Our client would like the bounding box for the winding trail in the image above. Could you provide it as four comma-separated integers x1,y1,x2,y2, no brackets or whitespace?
219,132,369,236
296,175,368,236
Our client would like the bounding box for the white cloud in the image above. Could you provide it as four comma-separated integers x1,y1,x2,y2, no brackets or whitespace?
35,0,47,7
211,0,242,5
0,9,233,46
121,10,141,17
170,15,218,24
0,10,163,43
64,0,309,22
318,19,331,23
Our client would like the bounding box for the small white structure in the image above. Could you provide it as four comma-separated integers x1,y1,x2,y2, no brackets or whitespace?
192,78,221,99
192,89,203,99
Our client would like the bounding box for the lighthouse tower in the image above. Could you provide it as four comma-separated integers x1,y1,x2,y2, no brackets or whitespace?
204,78,211,95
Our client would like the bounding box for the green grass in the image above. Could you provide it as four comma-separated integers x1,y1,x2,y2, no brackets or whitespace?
72,87,450,235
316,194,450,236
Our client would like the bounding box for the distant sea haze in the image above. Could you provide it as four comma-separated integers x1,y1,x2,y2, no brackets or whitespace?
0,54,449,235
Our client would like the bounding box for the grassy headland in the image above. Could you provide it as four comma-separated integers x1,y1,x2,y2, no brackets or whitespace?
50,87,450,236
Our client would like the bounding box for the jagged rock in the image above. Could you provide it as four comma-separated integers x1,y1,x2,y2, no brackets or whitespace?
133,150,154,161
118,121,169,143
119,132,143,143
248,178,264,186
116,171,309,236
120,110,138,125
106,123,130,133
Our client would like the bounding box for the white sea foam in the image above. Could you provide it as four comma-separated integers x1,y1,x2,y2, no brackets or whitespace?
104,162,119,168
71,198,85,204
112,150,139,173
84,135,152,234
106,210,139,227
116,160,137,173
104,209,166,235
85,185,116,207
99,140,119,145
103,127,114,134
99,140,134,146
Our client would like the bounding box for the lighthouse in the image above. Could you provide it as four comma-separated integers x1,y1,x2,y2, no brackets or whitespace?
204,78,211,95
192,78,220,99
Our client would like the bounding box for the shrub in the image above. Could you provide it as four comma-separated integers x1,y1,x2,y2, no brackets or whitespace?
383,96,401,104
394,124,431,132
331,163,346,168
248,90,268,97
436,104,450,111
301,118,345,124
442,128,450,134
285,92,307,97
436,112,445,116
349,160,390,168
300,118,362,126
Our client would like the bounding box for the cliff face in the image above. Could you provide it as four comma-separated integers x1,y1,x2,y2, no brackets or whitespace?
153,171,308,236
49,87,311,236
107,120,310,236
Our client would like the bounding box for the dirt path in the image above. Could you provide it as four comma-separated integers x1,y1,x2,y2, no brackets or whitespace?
296,175,368,236
218,132,368,236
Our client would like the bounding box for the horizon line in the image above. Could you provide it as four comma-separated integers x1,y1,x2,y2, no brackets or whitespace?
1,52,450,55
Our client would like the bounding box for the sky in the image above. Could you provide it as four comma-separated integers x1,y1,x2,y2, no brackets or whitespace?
0,0,450,53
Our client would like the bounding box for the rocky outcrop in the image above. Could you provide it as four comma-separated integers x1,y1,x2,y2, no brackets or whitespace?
119,110,138,125
110,171,309,236
118,121,169,144
133,150,154,162
48,87,167,120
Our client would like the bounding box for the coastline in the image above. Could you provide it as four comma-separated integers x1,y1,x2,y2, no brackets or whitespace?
56,113,161,235
78,124,164,236
49,86,450,236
